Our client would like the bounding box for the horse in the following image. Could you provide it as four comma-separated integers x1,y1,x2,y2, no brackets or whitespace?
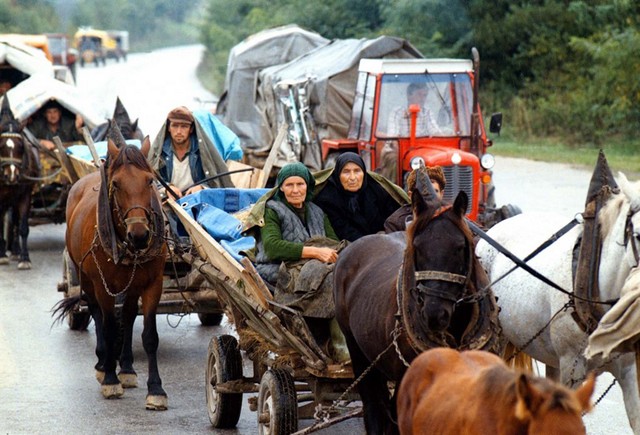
334,168,502,434
397,348,595,435
91,97,144,142
0,96,39,270
53,135,168,410
476,167,640,433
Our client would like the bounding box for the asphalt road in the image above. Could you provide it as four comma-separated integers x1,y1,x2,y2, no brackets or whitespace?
0,44,634,434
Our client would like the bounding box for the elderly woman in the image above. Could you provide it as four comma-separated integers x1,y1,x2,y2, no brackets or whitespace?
314,152,408,242
384,165,446,233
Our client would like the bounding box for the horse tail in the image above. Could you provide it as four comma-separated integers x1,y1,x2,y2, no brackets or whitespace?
502,341,534,373
51,295,83,325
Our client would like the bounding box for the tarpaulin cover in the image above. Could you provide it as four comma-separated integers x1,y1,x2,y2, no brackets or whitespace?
192,109,243,161
67,139,142,161
217,25,328,150
178,188,269,260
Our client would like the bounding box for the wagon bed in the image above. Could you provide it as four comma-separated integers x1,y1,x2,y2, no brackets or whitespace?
166,196,358,433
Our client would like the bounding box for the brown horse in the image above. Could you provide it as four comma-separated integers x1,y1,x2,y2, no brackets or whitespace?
333,169,501,434
54,135,168,409
0,96,39,270
397,348,595,435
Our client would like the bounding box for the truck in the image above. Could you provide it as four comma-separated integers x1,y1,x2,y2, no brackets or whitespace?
321,49,518,227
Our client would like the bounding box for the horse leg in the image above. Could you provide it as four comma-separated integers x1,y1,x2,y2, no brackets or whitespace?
16,197,31,270
89,300,107,383
98,300,124,399
344,334,393,434
0,208,8,265
117,296,138,388
8,207,19,261
140,286,167,410
607,354,640,434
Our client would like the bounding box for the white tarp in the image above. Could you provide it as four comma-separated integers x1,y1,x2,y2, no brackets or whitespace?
0,39,54,78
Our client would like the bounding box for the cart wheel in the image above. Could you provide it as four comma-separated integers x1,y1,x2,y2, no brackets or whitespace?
63,249,91,331
206,335,243,428
198,312,224,326
257,368,298,435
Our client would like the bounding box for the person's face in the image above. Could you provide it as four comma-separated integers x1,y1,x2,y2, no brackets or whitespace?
409,88,428,105
45,107,62,125
168,121,193,146
339,162,365,192
280,176,307,208
0,81,11,95
431,181,444,199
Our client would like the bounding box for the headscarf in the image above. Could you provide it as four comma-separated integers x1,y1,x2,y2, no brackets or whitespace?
274,162,315,203
331,152,367,214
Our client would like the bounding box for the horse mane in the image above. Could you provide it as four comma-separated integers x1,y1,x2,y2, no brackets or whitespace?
522,376,586,416
108,144,153,178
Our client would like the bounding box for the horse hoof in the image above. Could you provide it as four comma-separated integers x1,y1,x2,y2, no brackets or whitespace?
118,373,138,388
17,261,31,270
95,370,105,384
145,394,168,411
0,257,9,265
101,383,124,399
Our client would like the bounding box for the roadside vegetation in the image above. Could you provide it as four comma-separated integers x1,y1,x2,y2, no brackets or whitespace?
197,0,639,171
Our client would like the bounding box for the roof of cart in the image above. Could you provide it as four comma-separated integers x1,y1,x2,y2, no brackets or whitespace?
358,58,474,74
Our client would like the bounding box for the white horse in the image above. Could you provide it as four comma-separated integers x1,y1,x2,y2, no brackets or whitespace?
476,172,640,434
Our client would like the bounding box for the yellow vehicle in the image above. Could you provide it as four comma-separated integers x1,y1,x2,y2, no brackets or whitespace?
73,28,119,67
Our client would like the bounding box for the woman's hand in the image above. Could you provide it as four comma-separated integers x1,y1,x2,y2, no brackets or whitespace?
302,246,338,263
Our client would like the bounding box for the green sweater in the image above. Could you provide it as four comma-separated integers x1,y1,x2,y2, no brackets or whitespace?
260,205,338,261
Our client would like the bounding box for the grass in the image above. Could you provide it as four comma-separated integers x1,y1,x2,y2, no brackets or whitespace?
490,134,640,178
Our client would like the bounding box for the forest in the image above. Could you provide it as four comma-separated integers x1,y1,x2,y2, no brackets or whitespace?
2,0,639,147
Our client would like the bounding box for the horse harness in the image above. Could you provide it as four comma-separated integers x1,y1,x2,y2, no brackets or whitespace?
0,132,25,183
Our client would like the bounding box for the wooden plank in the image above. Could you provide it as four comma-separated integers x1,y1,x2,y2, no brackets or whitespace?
226,160,264,188
259,122,287,188
81,127,102,166
52,136,79,183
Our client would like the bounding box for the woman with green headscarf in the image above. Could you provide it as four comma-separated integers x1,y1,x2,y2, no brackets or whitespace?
250,162,347,357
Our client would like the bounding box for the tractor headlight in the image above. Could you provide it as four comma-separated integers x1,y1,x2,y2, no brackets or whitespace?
410,157,425,170
480,153,495,170
451,152,462,165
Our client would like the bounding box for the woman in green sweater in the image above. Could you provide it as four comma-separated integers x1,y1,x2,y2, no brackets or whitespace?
252,162,346,351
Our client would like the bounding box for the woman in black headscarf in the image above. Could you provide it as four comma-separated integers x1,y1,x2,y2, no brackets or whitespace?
314,152,408,242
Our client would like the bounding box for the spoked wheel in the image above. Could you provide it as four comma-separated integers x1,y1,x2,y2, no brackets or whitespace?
62,248,91,331
257,368,298,435
198,312,224,326
206,335,243,428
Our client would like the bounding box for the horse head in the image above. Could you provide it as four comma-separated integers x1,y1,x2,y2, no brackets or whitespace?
0,96,27,185
105,135,160,253
405,167,472,333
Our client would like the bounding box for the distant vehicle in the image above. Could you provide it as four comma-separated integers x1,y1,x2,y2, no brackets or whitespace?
45,33,78,79
73,28,120,66
107,30,129,61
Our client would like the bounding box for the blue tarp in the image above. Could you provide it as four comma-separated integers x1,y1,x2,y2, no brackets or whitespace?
193,109,243,161
66,139,142,161
177,188,269,261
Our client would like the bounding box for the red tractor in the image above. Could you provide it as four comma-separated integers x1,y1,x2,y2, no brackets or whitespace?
321,49,519,228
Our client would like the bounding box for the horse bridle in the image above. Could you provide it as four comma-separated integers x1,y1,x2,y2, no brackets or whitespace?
0,132,25,183
623,206,640,267
109,182,157,249
412,206,473,305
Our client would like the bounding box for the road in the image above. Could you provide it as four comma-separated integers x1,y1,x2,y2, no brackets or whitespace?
0,45,633,434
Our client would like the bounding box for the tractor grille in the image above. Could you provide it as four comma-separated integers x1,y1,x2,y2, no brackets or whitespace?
442,165,473,211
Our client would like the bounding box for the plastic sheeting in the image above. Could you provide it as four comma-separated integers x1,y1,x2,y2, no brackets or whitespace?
177,188,269,261
192,109,243,161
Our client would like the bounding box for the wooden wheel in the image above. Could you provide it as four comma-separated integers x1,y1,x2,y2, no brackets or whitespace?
206,335,243,428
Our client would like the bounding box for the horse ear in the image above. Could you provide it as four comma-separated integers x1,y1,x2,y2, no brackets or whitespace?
411,187,428,218
107,138,119,160
140,135,151,158
453,190,468,217
514,374,538,421
575,372,595,412
415,166,439,200
131,118,139,134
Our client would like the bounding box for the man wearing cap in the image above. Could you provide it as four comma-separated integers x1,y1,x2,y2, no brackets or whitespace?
148,106,233,198
29,100,85,150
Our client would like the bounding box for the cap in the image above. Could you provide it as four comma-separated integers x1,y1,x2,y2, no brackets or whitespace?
167,106,194,124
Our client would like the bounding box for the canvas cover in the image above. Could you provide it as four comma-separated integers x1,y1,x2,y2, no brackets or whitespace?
250,36,422,169
0,40,101,128
217,25,328,151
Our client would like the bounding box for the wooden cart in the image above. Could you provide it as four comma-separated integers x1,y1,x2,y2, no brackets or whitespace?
166,197,359,434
